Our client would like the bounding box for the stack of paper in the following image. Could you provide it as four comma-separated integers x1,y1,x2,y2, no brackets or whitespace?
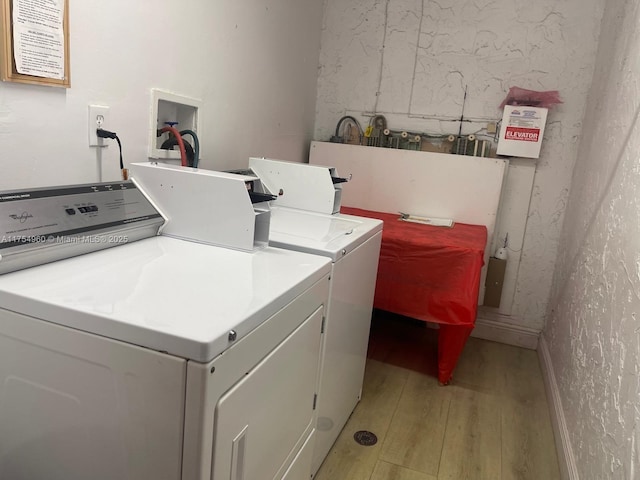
398,213,454,227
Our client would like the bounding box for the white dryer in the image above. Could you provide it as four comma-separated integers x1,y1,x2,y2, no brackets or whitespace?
0,175,331,480
248,157,382,474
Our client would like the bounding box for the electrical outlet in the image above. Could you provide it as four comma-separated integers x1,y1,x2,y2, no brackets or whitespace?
89,105,110,146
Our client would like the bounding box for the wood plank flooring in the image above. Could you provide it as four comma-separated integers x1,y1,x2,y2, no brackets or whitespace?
314,312,560,480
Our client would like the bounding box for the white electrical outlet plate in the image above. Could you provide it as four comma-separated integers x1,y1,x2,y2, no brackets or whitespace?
89,105,110,147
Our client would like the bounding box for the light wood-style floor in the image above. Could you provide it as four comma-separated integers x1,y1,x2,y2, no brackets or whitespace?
314,313,560,480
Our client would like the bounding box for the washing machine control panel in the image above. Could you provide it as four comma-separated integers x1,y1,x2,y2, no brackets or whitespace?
0,181,164,274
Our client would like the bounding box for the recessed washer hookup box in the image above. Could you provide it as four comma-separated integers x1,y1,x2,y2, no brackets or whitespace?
497,105,548,159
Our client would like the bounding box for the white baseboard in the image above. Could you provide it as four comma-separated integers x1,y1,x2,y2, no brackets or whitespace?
537,336,579,480
471,316,540,349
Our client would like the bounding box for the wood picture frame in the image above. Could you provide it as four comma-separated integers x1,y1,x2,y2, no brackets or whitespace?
0,0,70,88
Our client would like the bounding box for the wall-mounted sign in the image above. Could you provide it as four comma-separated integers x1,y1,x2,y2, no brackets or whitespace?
0,0,70,87
497,106,548,159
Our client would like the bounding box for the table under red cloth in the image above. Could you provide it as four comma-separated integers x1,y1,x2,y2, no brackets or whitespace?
341,207,487,384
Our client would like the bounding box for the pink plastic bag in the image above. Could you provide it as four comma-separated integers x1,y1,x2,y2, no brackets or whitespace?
499,87,563,109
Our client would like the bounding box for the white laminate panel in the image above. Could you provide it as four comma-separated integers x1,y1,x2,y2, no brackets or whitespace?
309,141,507,304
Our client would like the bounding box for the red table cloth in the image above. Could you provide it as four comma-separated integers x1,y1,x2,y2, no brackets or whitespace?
341,207,487,384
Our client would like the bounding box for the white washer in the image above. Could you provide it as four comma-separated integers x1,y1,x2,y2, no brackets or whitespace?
246,157,384,474
247,157,383,474
0,181,331,480
267,206,382,475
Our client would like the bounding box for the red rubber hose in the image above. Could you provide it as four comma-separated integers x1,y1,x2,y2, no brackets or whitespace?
159,126,188,167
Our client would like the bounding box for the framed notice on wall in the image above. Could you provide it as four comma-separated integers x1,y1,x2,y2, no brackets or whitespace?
0,0,70,87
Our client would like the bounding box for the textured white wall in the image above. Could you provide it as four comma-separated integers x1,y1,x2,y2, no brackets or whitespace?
0,0,324,190
315,0,604,330
544,0,640,477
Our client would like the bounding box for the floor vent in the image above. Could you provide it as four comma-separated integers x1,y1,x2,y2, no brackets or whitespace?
353,430,378,446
